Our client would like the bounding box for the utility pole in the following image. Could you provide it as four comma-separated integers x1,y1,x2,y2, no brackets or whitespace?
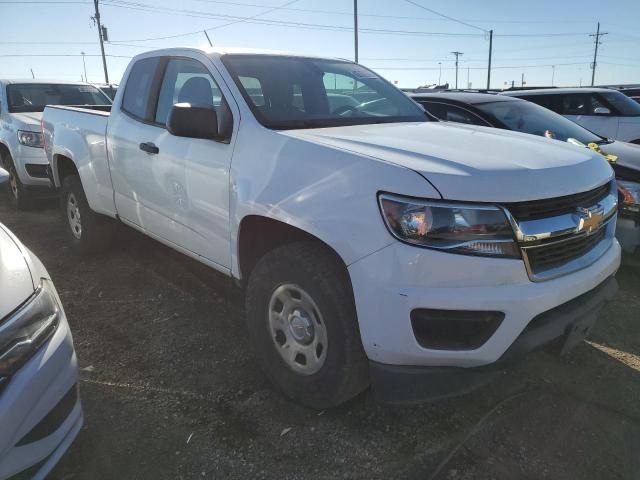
353,0,359,63
438,62,442,85
590,22,608,87
203,30,213,46
30,68,35,79
486,29,493,90
521,72,525,87
451,51,463,89
551,65,555,86
81,52,88,82
467,66,470,89
92,0,109,84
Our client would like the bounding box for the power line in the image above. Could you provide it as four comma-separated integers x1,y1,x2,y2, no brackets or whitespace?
403,0,487,32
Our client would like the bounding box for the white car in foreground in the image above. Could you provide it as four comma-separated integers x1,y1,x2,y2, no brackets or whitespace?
0,80,111,209
42,48,620,407
502,88,640,144
0,168,82,479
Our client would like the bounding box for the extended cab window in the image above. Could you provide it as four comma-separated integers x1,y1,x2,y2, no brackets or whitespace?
154,58,225,125
122,57,160,120
222,54,427,129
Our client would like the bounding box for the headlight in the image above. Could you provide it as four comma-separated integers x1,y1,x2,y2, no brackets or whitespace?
0,279,60,377
17,130,44,148
378,194,520,258
618,180,640,215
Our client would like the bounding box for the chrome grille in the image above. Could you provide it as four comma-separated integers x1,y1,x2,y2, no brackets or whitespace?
503,181,617,281
504,183,610,220
525,228,607,274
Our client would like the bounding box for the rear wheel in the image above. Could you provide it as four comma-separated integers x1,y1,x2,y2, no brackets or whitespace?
60,175,114,253
245,241,369,409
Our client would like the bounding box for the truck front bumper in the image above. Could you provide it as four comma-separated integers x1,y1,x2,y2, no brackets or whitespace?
348,238,621,403
0,312,82,480
369,276,618,403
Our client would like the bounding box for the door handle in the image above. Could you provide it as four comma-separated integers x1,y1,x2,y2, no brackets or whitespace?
139,142,159,154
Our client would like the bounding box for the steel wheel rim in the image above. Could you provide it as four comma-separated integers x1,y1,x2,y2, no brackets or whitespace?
268,284,328,375
67,193,82,239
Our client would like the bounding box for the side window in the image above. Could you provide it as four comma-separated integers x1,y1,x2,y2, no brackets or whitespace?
155,58,225,125
421,102,487,126
122,57,160,120
442,105,487,126
560,93,590,115
521,95,561,114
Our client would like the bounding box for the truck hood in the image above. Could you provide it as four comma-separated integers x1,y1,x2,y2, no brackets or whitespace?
10,111,43,129
0,224,35,320
282,122,614,202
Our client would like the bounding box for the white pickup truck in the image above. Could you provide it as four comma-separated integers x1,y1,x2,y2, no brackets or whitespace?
42,47,621,407
0,80,112,209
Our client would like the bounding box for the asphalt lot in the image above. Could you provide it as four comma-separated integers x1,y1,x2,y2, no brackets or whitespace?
1,195,639,480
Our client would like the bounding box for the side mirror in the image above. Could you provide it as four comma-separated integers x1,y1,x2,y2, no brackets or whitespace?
166,103,220,140
594,106,611,115
0,168,9,186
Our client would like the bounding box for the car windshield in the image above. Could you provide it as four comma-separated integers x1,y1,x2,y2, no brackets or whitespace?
222,54,428,129
7,83,111,113
599,90,640,116
476,99,605,144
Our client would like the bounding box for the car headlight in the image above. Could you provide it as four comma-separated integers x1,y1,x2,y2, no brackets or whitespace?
378,194,520,258
17,130,44,148
0,279,61,377
618,180,640,215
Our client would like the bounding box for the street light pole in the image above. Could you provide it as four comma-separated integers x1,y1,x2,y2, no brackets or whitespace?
81,52,88,82
438,62,442,85
551,65,555,86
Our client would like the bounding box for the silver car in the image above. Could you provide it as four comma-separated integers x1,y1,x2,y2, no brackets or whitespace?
0,168,82,479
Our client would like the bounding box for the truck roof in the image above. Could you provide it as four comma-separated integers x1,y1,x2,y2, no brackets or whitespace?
133,46,353,63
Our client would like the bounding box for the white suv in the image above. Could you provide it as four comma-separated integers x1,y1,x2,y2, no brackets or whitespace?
0,80,111,209
503,88,640,144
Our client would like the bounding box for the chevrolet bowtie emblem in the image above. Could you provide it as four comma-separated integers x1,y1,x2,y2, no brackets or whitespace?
575,205,605,234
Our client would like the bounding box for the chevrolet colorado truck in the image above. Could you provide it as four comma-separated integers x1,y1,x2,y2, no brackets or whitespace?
41,48,621,407
0,79,111,209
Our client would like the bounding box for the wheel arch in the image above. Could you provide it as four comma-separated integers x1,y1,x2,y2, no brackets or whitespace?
236,215,350,286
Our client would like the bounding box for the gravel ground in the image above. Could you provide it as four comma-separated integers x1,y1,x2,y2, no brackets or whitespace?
1,196,639,480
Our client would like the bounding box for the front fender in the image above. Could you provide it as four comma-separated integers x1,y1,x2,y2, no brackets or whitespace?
229,123,440,279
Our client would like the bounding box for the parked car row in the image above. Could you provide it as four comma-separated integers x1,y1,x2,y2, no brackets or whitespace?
0,48,634,478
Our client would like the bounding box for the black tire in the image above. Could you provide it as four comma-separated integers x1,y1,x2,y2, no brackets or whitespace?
245,241,369,409
60,175,114,254
4,154,31,210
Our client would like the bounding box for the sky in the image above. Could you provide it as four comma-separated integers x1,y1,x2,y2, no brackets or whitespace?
1,0,639,89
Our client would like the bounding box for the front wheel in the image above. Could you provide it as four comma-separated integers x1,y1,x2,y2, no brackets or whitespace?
5,156,31,210
245,241,369,409
60,175,115,254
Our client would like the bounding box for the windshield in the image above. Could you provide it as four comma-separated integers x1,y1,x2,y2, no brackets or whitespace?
222,54,428,129
7,83,111,113
599,90,640,116
476,99,604,144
